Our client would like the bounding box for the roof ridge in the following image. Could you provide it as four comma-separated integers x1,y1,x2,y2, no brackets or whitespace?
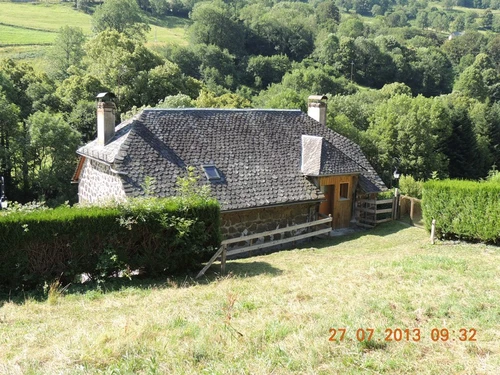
142,108,303,113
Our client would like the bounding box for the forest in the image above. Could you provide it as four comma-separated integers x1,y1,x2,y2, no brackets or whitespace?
0,0,499,205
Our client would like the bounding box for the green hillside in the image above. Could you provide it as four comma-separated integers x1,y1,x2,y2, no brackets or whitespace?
0,2,189,65
1,223,499,373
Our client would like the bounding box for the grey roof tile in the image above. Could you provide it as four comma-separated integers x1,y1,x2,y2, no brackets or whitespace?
77,109,386,210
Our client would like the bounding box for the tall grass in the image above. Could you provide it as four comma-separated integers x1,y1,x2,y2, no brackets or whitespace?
0,222,499,374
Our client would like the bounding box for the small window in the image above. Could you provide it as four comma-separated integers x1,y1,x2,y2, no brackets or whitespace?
339,183,349,200
202,165,221,181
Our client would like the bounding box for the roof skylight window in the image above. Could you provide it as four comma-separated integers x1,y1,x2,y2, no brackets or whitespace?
202,165,221,181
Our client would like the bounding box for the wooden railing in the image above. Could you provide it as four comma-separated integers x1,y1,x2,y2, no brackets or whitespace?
196,216,332,278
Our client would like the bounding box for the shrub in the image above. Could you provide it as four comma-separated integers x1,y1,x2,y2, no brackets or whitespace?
0,197,220,290
399,175,424,199
422,180,500,243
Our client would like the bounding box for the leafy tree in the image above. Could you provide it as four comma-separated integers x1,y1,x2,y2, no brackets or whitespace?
91,0,150,39
338,17,365,38
253,86,306,111
451,15,466,32
353,37,396,88
246,54,291,89
368,94,451,183
385,10,408,28
194,90,251,108
242,2,316,60
409,47,454,96
49,26,86,80
442,31,486,65
66,100,97,143
84,30,164,109
189,2,245,55
313,33,340,66
130,61,201,107
157,94,194,108
316,1,341,31
483,9,494,29
441,95,481,179
0,91,21,188
26,111,81,203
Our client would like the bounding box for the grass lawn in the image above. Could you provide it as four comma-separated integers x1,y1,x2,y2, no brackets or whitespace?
0,222,499,374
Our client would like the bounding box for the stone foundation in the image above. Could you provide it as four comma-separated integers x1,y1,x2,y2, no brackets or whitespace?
78,159,127,204
220,202,320,246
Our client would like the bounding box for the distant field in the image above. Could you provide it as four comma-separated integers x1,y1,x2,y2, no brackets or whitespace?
0,24,56,45
0,2,91,33
0,2,189,65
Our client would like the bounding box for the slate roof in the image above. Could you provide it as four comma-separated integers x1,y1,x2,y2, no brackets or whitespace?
76,109,386,211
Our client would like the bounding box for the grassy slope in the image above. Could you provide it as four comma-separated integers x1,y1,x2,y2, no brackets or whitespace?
0,2,189,66
0,222,499,374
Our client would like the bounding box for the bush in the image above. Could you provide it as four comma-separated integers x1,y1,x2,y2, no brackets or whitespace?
0,197,220,290
422,180,500,243
399,175,424,199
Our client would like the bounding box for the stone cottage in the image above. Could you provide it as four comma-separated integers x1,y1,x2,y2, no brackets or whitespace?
72,94,386,238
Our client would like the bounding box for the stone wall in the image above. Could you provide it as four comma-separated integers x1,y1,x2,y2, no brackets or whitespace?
220,202,320,244
78,158,127,204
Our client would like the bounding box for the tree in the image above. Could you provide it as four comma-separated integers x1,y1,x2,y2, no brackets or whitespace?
246,54,291,89
84,30,164,109
338,17,365,38
91,0,150,40
316,1,341,31
483,9,494,29
26,111,81,203
367,94,451,183
194,90,251,108
0,90,21,191
49,26,86,80
409,48,454,96
189,2,245,55
442,95,481,179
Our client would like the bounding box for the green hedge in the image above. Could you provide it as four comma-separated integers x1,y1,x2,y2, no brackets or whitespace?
422,180,500,243
0,198,220,290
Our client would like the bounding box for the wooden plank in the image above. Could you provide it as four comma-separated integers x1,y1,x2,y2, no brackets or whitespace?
226,227,332,257
376,218,393,224
358,207,377,214
221,217,332,245
196,246,224,278
375,208,393,214
221,245,227,275
376,199,394,204
358,199,377,204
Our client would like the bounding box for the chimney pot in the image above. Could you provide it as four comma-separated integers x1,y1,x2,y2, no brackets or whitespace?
307,95,328,126
96,92,116,146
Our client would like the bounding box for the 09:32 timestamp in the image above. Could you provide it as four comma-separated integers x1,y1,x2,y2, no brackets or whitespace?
329,328,477,342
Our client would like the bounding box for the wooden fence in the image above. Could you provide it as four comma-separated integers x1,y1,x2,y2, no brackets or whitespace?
356,196,398,228
399,195,423,225
196,216,332,278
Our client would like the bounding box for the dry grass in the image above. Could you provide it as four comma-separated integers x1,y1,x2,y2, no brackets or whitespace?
0,222,499,374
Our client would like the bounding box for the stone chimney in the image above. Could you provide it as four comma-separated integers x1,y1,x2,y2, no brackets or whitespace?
307,95,328,126
96,92,116,146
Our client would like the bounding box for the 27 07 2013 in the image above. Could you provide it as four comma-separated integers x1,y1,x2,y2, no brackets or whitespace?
328,328,477,342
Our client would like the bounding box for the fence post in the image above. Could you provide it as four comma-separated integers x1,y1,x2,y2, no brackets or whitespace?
221,244,227,275
430,219,436,245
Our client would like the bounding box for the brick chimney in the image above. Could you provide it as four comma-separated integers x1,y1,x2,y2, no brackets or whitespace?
96,92,116,146
307,95,328,126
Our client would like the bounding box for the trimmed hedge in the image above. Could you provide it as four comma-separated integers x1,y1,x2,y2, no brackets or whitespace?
0,198,220,289
422,180,500,243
